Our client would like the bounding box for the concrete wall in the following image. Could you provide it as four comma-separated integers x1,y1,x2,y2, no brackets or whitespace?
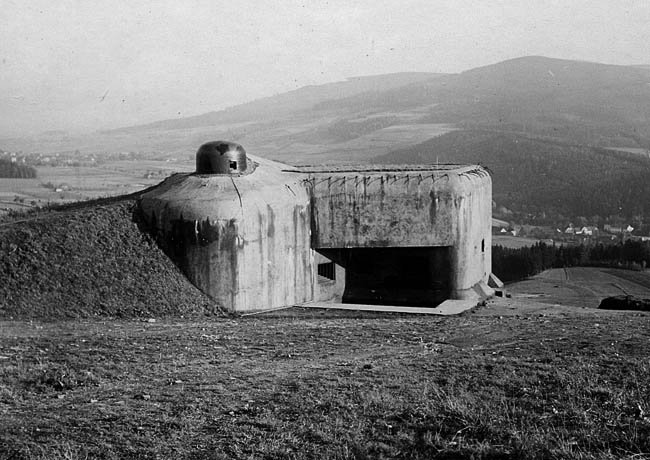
137,156,315,313
306,165,492,300
313,251,346,302
446,169,493,299
308,170,456,248
137,159,492,312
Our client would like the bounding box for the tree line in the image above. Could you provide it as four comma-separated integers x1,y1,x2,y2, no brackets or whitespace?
493,240,650,282
0,159,37,178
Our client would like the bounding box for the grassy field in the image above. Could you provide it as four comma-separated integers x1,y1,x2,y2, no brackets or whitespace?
0,160,191,217
2,305,650,459
509,267,650,309
492,235,544,249
3,196,650,458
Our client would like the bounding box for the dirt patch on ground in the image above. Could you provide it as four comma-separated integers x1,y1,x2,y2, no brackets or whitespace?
0,198,220,319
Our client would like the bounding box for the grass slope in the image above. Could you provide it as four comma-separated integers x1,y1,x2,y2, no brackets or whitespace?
1,307,650,459
0,198,219,319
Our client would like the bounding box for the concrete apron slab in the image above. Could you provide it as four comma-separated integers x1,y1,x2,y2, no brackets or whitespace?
299,299,478,316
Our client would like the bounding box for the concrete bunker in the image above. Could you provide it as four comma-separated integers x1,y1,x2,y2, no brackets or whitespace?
137,142,495,313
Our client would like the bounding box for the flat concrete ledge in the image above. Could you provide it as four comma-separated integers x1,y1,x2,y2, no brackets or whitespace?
299,299,478,316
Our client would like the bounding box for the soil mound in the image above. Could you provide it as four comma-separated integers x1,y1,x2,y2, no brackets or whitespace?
0,198,221,319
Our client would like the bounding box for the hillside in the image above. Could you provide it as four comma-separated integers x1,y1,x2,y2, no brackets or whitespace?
316,57,650,149
104,57,650,151
0,197,220,319
7,57,650,157
5,56,650,225
376,129,650,220
106,72,444,133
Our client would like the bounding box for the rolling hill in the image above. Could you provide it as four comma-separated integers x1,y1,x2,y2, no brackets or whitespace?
314,56,650,149
94,56,650,166
105,72,445,133
5,56,650,224
106,56,650,151
376,129,650,220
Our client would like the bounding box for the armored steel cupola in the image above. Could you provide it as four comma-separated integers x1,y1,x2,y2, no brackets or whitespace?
195,141,248,174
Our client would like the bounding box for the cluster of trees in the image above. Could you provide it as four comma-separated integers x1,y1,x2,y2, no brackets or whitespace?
493,240,650,282
0,159,37,178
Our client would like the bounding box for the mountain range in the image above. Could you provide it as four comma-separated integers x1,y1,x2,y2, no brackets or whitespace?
4,56,650,222
111,55,650,151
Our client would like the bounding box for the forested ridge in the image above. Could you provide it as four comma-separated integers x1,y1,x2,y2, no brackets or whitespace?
380,130,650,220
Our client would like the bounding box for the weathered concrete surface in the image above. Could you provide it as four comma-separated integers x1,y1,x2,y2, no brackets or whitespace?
306,166,460,248
314,251,346,302
137,156,314,313
448,167,493,300
137,157,493,312
303,164,493,302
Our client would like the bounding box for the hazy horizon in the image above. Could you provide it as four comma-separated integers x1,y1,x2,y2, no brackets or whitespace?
2,0,650,137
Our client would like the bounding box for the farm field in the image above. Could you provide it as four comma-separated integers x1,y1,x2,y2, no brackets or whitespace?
0,119,453,218
508,267,650,309
492,235,543,249
0,160,192,217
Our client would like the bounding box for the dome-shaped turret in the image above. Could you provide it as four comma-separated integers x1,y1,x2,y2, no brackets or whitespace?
195,141,248,174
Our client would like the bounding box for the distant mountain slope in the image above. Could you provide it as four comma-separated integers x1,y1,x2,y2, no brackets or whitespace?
316,57,650,148
16,56,650,163
376,130,650,219
107,72,444,133
109,56,650,154
8,56,650,226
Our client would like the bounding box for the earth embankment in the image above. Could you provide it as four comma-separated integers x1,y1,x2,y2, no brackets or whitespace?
0,198,219,319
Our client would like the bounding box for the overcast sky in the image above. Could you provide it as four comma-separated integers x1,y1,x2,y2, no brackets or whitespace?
1,0,649,136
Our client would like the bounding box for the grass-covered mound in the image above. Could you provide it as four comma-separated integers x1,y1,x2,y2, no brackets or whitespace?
0,198,220,319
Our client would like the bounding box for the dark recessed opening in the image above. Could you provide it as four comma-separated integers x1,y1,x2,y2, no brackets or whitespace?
229,161,237,170
481,239,485,252
318,261,336,281
339,247,451,307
